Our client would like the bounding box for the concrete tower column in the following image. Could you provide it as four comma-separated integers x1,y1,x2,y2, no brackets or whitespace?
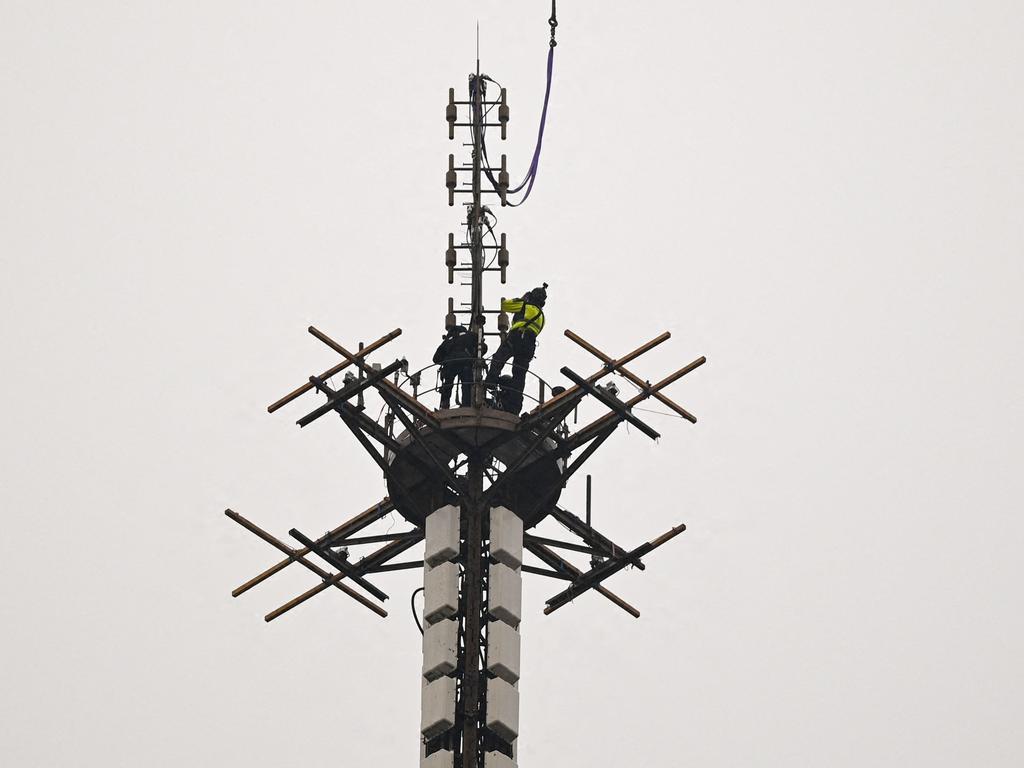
484,506,523,767
421,504,460,765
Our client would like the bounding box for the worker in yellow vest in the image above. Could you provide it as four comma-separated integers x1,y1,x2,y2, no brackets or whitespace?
485,283,547,414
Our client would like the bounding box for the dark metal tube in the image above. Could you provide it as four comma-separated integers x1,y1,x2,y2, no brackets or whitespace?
586,475,591,526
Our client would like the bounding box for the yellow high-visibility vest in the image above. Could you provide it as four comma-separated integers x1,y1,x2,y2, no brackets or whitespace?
501,298,545,335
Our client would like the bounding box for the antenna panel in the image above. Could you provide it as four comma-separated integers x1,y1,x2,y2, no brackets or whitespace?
490,506,523,569
425,504,460,566
489,562,522,627
423,618,458,681
487,619,521,685
421,676,457,739
484,752,516,768
485,677,520,743
424,561,459,624
424,750,456,768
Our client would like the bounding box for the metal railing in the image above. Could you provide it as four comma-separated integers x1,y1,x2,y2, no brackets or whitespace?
395,355,558,411
345,356,561,428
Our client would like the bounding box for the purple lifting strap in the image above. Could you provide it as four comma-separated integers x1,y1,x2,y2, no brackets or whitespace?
506,45,555,204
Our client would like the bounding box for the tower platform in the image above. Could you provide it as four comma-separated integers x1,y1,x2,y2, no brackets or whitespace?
386,406,564,529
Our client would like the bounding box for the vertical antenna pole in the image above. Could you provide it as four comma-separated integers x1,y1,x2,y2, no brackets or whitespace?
469,58,486,408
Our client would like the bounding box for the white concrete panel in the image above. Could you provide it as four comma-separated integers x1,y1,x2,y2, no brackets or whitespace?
485,677,520,743
484,751,516,768
422,749,455,768
489,506,523,569
421,676,457,739
487,619,520,684
423,561,459,625
422,618,458,681
489,561,522,627
425,504,460,566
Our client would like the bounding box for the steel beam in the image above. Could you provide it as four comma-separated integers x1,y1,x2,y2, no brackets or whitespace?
365,560,425,573
523,534,602,557
331,531,420,547
521,564,572,580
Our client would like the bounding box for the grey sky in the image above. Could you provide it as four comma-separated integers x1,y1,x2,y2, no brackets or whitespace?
2,1,1022,766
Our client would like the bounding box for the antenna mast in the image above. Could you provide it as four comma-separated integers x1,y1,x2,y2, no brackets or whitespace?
225,9,708,768
469,57,486,408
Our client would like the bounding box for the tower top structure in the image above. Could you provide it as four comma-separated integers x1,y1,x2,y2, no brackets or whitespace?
225,7,706,766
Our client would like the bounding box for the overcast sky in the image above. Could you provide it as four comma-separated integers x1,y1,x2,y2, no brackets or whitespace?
2,2,1023,766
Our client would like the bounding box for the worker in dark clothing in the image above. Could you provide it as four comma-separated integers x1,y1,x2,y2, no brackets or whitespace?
485,283,547,414
433,325,482,409
492,374,519,414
